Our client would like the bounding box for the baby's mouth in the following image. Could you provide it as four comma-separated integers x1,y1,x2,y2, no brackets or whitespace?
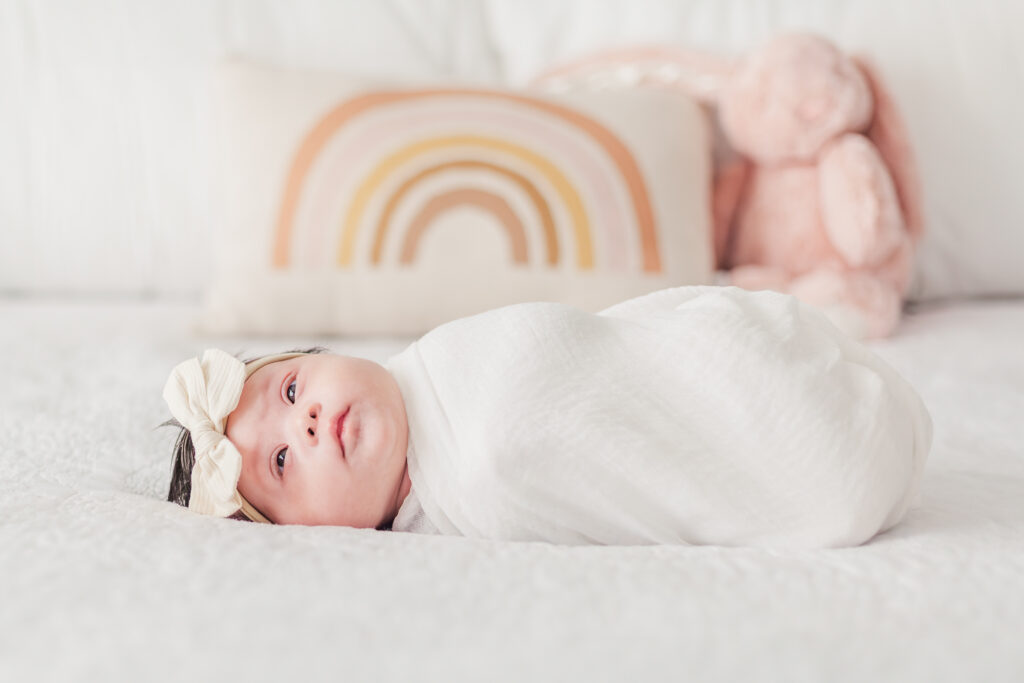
334,407,350,458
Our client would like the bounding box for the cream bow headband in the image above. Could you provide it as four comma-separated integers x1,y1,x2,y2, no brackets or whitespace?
163,348,307,523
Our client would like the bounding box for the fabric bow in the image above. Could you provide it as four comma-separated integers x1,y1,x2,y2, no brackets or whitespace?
162,348,248,517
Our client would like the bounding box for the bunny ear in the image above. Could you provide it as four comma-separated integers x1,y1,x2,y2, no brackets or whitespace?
530,45,738,104
852,56,926,242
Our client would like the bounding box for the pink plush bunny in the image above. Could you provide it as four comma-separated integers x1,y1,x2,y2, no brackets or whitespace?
712,33,924,339
531,33,924,338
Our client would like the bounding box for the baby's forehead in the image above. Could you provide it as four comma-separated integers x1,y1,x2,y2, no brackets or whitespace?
246,352,316,377
242,351,351,392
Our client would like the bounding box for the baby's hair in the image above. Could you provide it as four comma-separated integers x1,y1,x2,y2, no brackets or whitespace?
162,346,328,520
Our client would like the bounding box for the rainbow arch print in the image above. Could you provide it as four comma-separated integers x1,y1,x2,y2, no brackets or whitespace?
272,89,663,273
375,159,558,266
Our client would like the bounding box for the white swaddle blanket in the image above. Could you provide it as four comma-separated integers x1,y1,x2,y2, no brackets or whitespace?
385,286,932,548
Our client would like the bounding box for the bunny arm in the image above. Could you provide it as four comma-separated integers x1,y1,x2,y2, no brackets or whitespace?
728,264,794,292
819,133,907,269
788,267,903,339
712,159,751,269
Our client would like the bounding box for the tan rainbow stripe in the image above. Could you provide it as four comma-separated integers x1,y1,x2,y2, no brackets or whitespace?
373,159,557,266
272,89,662,272
400,188,527,264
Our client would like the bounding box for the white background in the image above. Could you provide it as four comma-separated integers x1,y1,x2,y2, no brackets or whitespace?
1,0,1022,300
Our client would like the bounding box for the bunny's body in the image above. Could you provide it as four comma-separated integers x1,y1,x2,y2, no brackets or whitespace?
714,34,923,338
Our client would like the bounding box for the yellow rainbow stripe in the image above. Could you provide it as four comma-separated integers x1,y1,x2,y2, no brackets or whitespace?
338,135,591,268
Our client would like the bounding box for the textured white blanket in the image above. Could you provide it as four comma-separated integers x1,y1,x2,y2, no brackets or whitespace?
2,297,1023,682
387,286,931,548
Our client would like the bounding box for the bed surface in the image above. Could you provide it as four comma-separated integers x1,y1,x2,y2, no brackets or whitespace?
1,296,1022,682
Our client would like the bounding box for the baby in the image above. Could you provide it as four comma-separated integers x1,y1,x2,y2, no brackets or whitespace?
165,348,412,529
164,285,932,548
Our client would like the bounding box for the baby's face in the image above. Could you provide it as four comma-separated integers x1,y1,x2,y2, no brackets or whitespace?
225,353,410,527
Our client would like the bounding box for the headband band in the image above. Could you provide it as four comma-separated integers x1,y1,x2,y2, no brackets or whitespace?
163,348,308,524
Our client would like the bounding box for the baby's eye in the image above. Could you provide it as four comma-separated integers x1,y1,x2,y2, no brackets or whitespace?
286,381,296,404
276,447,287,475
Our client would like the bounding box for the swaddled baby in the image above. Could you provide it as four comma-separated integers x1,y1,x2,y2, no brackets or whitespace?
163,285,932,548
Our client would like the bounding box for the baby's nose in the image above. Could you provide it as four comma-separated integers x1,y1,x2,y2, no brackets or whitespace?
300,403,321,442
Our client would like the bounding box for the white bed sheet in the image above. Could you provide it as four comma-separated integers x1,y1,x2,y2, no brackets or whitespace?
1,296,1022,682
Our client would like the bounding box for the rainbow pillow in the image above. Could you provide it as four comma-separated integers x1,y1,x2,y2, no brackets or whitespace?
200,60,713,335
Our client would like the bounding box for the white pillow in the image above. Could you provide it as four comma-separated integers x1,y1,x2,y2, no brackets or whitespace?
200,60,713,335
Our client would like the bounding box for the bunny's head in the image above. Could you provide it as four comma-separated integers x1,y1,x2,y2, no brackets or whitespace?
719,33,873,163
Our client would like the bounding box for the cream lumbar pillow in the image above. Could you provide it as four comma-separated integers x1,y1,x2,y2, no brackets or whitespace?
199,60,713,335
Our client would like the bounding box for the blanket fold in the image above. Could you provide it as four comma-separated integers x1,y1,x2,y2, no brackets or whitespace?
386,286,931,548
